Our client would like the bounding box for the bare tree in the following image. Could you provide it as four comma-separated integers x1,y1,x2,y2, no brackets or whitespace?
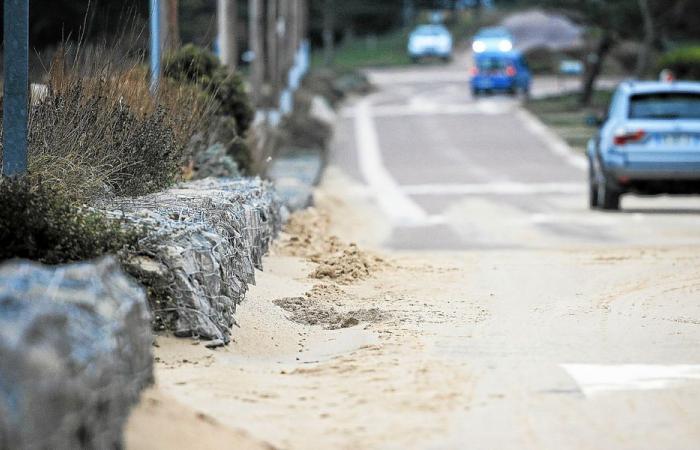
159,0,180,52
634,0,654,78
322,0,334,67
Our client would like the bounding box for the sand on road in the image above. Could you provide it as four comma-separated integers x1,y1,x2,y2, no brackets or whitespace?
126,168,700,450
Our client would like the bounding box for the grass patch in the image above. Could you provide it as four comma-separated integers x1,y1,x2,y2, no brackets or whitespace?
525,90,614,152
312,30,412,70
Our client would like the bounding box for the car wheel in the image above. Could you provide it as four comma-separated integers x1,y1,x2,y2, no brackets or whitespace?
597,180,621,211
472,88,480,98
588,161,599,209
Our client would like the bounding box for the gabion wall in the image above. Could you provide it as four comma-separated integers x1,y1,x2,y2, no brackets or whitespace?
103,177,284,345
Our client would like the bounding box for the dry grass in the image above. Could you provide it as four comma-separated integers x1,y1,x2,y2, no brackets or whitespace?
2,43,216,202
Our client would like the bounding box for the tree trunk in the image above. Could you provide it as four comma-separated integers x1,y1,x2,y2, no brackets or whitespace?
322,0,334,67
266,0,279,106
218,0,238,70
249,0,264,106
580,32,614,106
634,0,654,79
158,0,181,52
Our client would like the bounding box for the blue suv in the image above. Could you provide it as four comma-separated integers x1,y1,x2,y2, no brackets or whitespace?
587,80,700,210
470,50,531,97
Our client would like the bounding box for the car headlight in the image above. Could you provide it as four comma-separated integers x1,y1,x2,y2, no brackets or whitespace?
472,40,486,53
498,40,513,52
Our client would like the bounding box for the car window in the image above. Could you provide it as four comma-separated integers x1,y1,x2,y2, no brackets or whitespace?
476,57,509,70
629,92,700,120
415,25,447,36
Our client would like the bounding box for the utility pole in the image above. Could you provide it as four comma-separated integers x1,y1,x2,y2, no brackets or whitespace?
249,0,264,105
218,0,238,70
2,0,29,176
150,0,161,93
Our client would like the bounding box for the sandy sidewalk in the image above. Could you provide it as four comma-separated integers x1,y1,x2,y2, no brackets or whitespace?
126,169,700,450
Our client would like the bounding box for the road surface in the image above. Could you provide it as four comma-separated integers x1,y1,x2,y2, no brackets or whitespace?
331,61,700,250
129,61,700,450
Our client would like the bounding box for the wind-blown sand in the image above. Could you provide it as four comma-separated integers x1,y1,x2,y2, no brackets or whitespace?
126,167,700,449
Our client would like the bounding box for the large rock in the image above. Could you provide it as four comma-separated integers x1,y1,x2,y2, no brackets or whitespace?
0,257,153,450
103,177,283,344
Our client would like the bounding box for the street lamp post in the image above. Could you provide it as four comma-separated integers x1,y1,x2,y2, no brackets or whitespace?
150,0,162,94
2,0,30,176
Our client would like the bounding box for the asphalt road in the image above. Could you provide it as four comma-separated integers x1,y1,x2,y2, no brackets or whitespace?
329,60,700,250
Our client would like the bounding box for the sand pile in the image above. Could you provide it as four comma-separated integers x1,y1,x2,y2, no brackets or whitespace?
275,208,384,284
274,284,385,329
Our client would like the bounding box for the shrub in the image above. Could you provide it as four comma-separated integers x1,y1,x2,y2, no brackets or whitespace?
25,78,180,200
164,44,254,137
658,46,700,80
0,178,143,265
0,47,215,202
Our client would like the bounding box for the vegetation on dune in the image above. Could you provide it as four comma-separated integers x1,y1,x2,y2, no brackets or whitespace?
0,178,144,265
164,44,254,137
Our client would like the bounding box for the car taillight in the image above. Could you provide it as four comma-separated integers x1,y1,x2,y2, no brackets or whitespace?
470,67,479,76
613,129,646,146
505,65,517,77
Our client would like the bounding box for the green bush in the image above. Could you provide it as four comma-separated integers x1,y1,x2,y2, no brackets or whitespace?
164,44,254,137
0,178,143,265
658,46,700,80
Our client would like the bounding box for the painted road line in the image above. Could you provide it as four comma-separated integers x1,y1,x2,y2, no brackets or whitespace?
516,108,587,171
343,101,514,119
354,98,432,227
562,364,700,397
402,182,585,196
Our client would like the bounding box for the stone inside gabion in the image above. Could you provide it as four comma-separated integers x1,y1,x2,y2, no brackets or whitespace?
100,177,284,344
0,257,153,450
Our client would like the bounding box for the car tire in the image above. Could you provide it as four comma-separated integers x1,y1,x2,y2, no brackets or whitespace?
597,180,621,211
588,161,599,209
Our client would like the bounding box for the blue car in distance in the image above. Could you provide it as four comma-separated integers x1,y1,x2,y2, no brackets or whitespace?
472,26,514,54
470,50,531,97
587,80,700,210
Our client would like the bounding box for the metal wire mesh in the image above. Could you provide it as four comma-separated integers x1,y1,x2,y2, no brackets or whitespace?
99,177,284,343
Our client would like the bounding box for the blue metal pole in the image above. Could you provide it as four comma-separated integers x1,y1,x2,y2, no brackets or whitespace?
150,0,161,94
2,0,29,176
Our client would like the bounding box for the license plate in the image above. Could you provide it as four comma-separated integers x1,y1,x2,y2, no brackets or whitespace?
656,134,699,146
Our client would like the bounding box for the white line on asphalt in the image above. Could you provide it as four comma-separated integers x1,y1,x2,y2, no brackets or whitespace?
343,101,514,119
402,182,585,196
354,98,438,227
516,108,587,171
561,364,700,397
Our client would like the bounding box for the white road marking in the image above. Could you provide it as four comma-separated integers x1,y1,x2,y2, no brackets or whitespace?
403,182,585,196
562,364,700,397
367,71,470,85
354,98,435,227
343,101,514,119
516,108,587,171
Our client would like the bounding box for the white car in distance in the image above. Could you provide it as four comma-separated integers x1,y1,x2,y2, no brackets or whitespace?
408,24,453,63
